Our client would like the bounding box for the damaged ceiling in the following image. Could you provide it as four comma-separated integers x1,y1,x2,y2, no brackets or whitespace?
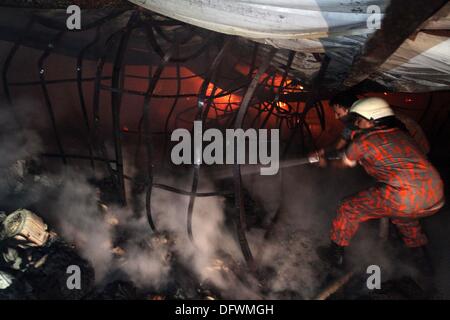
0,0,449,92
128,0,450,92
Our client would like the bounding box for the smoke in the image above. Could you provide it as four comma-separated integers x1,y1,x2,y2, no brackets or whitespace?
0,99,45,208
49,169,273,298
0,101,395,298
0,98,266,297
49,175,114,280
145,174,260,298
2,96,449,299
241,164,386,298
42,171,171,286
41,166,257,297
0,99,170,286
0,100,43,168
115,226,171,288
241,160,450,299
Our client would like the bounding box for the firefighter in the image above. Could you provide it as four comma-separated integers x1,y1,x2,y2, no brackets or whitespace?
320,91,359,156
317,97,445,271
318,92,430,162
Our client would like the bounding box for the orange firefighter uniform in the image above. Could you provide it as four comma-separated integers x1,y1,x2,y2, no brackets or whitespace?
330,126,444,247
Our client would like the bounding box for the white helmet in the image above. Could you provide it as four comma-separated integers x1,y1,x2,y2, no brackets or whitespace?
350,97,394,120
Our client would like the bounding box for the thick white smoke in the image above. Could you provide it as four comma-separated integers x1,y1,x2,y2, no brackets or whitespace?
50,175,115,280
2,99,449,299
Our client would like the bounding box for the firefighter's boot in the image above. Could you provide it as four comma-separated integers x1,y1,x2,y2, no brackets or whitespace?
317,242,345,269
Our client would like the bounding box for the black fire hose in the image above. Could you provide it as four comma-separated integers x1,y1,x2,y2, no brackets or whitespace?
212,151,343,180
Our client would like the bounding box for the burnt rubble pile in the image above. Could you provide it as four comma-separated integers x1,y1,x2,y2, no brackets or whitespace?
0,209,95,299
0,158,293,300
0,206,432,300
0,157,436,300
0,205,229,300
0,158,246,299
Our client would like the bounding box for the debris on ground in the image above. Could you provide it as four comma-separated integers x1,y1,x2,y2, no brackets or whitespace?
0,208,95,299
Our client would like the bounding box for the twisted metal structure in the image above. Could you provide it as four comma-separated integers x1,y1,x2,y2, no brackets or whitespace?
1,7,329,268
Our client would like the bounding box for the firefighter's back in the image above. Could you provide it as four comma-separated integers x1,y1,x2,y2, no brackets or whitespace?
352,127,444,212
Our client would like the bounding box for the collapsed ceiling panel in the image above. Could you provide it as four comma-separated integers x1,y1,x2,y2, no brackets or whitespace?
1,1,449,92
128,0,389,39
129,0,450,92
